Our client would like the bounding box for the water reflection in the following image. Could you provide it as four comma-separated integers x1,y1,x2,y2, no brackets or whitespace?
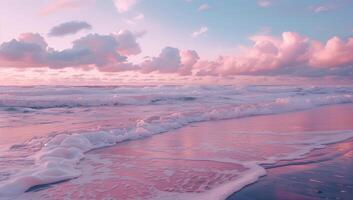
17,104,353,199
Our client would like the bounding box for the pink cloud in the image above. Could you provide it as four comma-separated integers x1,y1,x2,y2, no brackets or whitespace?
195,32,353,77
0,33,48,68
309,37,353,68
113,30,142,56
179,50,200,75
0,31,140,72
140,47,181,74
18,33,48,49
1,30,352,77
40,0,91,16
140,47,199,75
195,32,308,75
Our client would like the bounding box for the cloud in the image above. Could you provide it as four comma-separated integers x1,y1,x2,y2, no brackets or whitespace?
310,0,352,13
179,50,200,75
198,4,211,11
18,33,48,49
309,37,353,68
48,34,127,68
40,0,92,16
0,34,48,68
140,47,181,73
191,27,208,37
113,0,138,13
258,0,271,7
1,31,352,77
312,5,330,13
113,30,142,56
0,31,141,72
194,32,353,77
140,47,199,75
198,32,309,75
49,21,92,37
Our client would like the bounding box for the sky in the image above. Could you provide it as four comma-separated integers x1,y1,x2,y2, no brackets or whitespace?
0,0,353,85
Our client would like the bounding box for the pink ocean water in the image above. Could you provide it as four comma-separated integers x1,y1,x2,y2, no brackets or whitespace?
0,85,353,199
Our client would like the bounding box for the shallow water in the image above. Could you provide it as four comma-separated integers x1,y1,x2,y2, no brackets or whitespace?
0,85,353,199
13,104,353,200
228,139,353,200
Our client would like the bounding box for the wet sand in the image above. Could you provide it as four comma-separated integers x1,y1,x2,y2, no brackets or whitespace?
19,104,353,200
227,139,353,200
227,104,353,200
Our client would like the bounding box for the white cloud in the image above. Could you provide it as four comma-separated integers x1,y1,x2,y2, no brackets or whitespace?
198,4,211,11
313,5,330,13
191,26,208,38
113,0,138,13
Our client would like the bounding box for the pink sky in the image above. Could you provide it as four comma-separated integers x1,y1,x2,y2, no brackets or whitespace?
0,0,352,85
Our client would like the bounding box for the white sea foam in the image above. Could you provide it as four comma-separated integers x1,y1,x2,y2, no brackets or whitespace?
0,85,353,198
199,130,353,200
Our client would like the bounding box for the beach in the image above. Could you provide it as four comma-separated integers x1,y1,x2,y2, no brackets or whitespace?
228,139,353,200
12,103,353,200
2,1,353,199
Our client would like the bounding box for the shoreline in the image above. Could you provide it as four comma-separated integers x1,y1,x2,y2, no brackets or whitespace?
6,103,353,200
227,138,353,200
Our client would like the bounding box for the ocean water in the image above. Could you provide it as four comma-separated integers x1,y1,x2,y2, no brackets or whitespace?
0,85,353,199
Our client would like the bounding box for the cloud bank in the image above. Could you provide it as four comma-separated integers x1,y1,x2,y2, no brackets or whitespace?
195,32,353,77
0,31,140,72
0,30,353,77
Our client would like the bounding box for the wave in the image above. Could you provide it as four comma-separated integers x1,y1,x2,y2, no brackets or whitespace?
1,85,352,110
0,85,353,198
